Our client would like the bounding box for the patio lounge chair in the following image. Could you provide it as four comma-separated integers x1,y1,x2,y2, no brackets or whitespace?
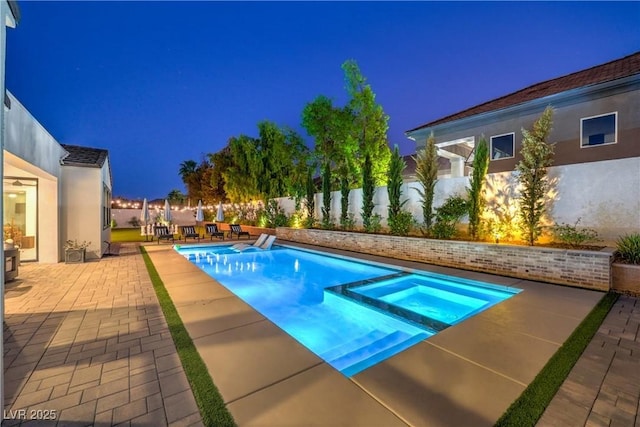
229,224,250,239
235,235,276,252
155,226,174,244
181,225,200,242
205,224,225,240
231,233,268,251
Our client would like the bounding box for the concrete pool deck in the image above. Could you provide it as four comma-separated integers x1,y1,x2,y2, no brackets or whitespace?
3,241,637,426
144,240,604,426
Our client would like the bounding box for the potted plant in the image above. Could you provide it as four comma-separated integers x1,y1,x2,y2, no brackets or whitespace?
64,239,91,264
612,233,640,294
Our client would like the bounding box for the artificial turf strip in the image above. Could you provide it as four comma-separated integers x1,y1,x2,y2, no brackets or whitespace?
140,247,236,427
494,291,619,427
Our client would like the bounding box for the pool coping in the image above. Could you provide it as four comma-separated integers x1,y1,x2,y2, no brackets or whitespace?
144,239,605,427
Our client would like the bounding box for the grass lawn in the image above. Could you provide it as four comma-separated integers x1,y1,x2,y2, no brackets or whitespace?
111,228,147,242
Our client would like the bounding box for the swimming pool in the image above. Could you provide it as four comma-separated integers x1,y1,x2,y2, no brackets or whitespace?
176,244,520,376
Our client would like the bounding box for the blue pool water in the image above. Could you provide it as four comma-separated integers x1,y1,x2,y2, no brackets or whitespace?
176,244,519,376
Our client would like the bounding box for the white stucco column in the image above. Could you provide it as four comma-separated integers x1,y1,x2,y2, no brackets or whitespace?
450,157,465,178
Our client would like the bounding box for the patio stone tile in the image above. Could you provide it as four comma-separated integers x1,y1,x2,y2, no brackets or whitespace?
130,369,158,387
355,341,524,427
163,390,200,424
158,371,191,398
146,392,164,412
167,412,203,427
228,363,407,427
129,379,161,398
194,319,322,403
131,408,168,427
10,387,53,409
69,365,103,388
57,399,97,425
37,371,73,390
112,397,148,425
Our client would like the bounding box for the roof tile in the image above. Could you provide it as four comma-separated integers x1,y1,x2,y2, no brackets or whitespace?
407,51,640,132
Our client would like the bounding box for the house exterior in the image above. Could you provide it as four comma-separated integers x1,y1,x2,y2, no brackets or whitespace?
3,93,113,261
1,0,20,412
406,52,640,241
60,144,112,259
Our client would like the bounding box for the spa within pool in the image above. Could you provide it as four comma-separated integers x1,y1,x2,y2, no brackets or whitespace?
176,244,520,377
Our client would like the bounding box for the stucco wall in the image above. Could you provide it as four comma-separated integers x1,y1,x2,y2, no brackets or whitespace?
276,157,640,244
277,227,612,291
409,80,640,174
61,166,102,259
4,92,67,177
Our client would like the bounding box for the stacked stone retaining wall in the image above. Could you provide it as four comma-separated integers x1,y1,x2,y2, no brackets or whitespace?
276,227,612,291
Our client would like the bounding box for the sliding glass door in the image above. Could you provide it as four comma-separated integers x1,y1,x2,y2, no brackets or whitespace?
3,177,38,261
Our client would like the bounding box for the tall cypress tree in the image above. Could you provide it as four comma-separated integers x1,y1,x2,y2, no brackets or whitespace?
516,106,555,245
339,176,350,229
361,154,375,231
468,137,490,239
387,146,406,227
321,163,332,228
305,167,315,222
413,132,438,231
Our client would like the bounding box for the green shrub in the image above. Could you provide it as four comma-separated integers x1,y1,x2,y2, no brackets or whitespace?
364,213,382,233
550,218,601,248
388,211,415,236
341,213,356,231
616,233,640,264
265,199,288,228
110,218,118,228
431,222,458,239
432,195,468,239
303,216,316,229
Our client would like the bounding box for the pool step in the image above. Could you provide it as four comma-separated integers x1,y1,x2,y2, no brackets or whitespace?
341,332,428,377
323,330,421,373
319,330,387,363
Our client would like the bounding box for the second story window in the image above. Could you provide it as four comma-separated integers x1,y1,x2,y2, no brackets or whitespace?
581,112,617,147
490,133,515,160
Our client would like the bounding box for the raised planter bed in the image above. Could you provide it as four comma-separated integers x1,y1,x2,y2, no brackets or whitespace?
611,262,640,295
276,227,613,291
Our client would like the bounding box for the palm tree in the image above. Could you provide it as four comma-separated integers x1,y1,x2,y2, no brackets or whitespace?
178,160,198,204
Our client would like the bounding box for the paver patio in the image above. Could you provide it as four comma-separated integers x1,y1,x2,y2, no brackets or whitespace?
3,243,202,426
3,240,638,426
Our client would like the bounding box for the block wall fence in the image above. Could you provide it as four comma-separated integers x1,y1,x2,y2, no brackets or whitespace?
276,227,613,292
275,157,640,245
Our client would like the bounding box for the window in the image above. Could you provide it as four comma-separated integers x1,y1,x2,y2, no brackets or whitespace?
581,112,617,147
490,133,515,160
103,185,111,229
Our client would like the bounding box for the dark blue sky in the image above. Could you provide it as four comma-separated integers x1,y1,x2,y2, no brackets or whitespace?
6,1,640,199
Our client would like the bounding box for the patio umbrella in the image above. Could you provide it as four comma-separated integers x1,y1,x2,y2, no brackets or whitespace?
140,198,150,225
216,201,224,222
195,200,204,222
140,198,151,241
163,199,172,223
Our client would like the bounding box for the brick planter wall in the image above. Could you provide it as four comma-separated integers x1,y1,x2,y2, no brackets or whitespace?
276,227,612,291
